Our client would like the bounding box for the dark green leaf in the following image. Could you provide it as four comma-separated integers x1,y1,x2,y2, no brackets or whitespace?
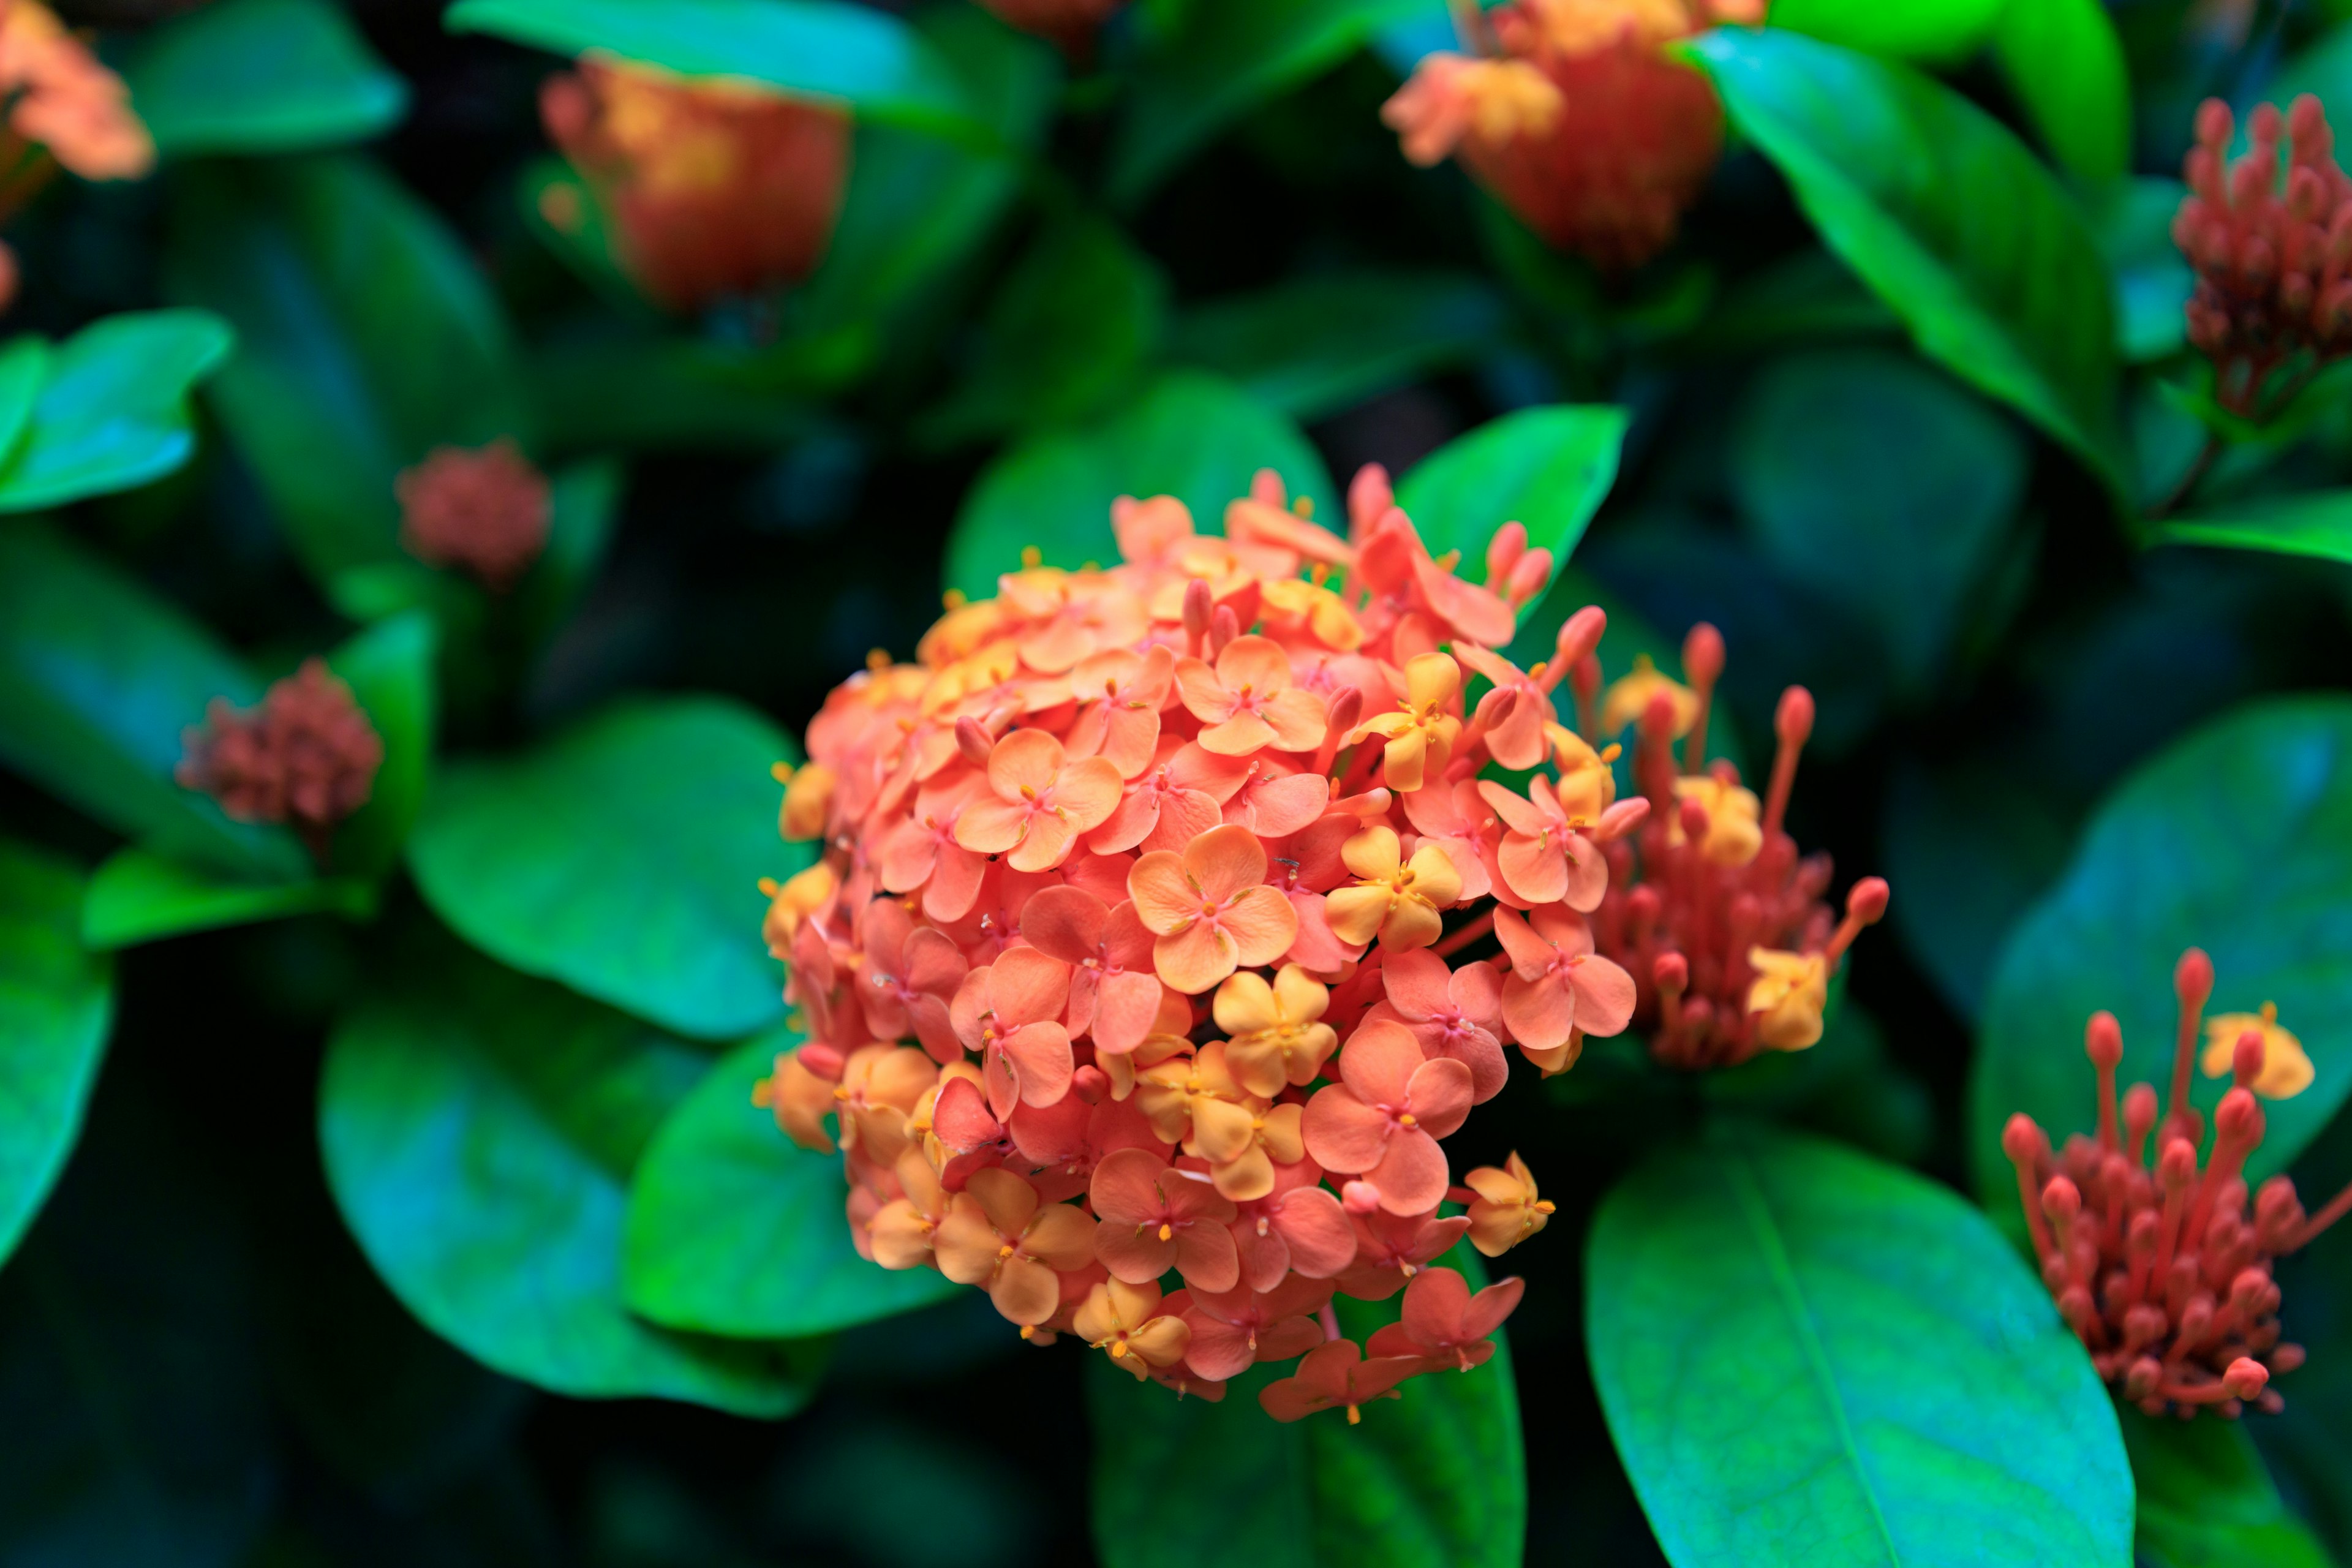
944,371,1337,600
323,609,437,881
0,524,307,880
1728,347,2027,698
408,695,803,1040
523,331,839,455
1763,0,2007,62
1395,404,1627,575
0,840,111,1267
81,847,372,950
443,0,976,135
1687,29,2127,494
1990,0,2131,181
1088,1242,1523,1568
2155,493,2352,566
126,0,408,157
517,457,625,648
1172,270,1510,423
1881,758,2072,1022
1970,697,2352,1203
623,1030,962,1338
0,311,233,513
164,154,525,586
1588,1125,2131,1568
2125,1410,2334,1568
2258,22,2352,125
0,336,48,470
319,944,818,1413
2085,178,2194,365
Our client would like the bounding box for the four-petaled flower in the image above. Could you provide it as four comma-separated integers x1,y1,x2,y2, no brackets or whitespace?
951,948,1075,1117
1494,905,1636,1066
1175,633,1331,756
1180,1275,1333,1381
1129,823,1300,993
1347,651,1463,792
1022,885,1167,1058
1216,964,1340,1096
1480,774,1607,910
1259,1339,1420,1424
954,729,1125,872
1366,1265,1524,1374
1076,1278,1193,1379
1325,824,1463,951
1461,1152,1554,1257
1090,1147,1242,1291
1302,1020,1474,1214
934,1168,1098,1325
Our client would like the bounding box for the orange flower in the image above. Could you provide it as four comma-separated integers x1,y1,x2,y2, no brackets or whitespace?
952,728,1124,872
1347,652,1462,793
1324,824,1462,951
1128,824,1298,993
1175,633,1330,756
1258,1338,1419,1424
933,1167,1097,1325
1075,1278,1191,1379
1461,1152,1555,1257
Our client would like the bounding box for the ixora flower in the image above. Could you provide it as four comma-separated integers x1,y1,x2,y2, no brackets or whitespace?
1381,0,1762,270
756,459,1708,1418
538,54,848,312
178,659,383,859
0,0,153,309
2003,951,2351,1417
395,439,552,592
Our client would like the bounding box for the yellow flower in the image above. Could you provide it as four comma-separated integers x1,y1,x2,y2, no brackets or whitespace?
1669,775,1761,867
1214,965,1340,1096
758,861,836,955
2202,1001,2315,1099
1347,652,1462,793
1324,824,1463,951
777,760,836,841
1745,948,1826,1051
1599,654,1697,737
1464,1152,1556,1258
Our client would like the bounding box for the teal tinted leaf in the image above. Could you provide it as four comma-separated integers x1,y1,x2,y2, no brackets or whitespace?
1687,29,2126,494
2086,178,2194,365
320,946,818,1413
1881,758,2071,1022
0,311,233,512
524,332,836,454
1395,404,1626,573
1728,347,2027,698
0,841,111,1268
82,847,372,950
409,696,803,1040
322,610,437,880
444,0,975,134
1990,0,2130,181
1763,0,2006,63
2155,493,2352,565
624,1030,962,1339
1107,0,1434,205
0,525,307,880
1588,1125,2131,1568
1088,1242,1523,1568
2126,1411,2334,1568
944,372,1337,600
164,154,525,586
517,457,624,647
1970,698,2352,1203
0,336,48,470
2258,22,2352,124
1172,270,1510,423
127,0,409,157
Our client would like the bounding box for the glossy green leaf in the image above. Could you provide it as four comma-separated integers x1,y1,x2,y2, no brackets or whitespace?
2154,493,2352,566
1396,404,1626,578
2258,22,2352,126
444,0,976,135
0,337,48,471
81,847,373,950
320,946,817,1414
1970,697,2352,1203
0,524,307,881
323,610,437,881
1172,271,1510,423
126,0,408,157
2086,178,2195,366
0,311,233,513
2125,1411,2334,1568
624,1030,962,1339
1728,347,2027,697
1989,0,2131,182
0,841,111,1268
944,372,1338,601
163,154,525,586
1763,0,2007,63
1588,1125,2131,1568
1107,0,1434,205
1088,1242,1523,1568
409,695,803,1040
1687,29,2126,494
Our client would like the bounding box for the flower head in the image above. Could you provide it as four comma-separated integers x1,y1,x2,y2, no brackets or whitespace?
396,440,552,591
178,658,383,857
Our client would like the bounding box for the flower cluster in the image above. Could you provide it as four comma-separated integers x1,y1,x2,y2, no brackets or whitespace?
396,439,553,592
178,659,383,858
755,458,1880,1415
1382,0,1760,271
2175,94,2352,417
0,0,153,308
539,56,848,313
2003,949,2348,1418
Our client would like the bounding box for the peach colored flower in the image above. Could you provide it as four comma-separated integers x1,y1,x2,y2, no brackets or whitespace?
1335,1208,1474,1302
1076,1278,1192,1379
1090,1147,1241,1292
869,1149,951,1269
934,1167,1096,1325
1067,644,1175,778
1462,1152,1555,1257
950,948,1074,1117
1324,824,1462,951
1022,885,1165,1057
1376,948,1508,1103
1128,824,1298,993
1175,633,1330,756
953,729,1124,872
1302,1020,1473,1215
1493,905,1635,1055
1180,1275,1332,1381
1479,775,1607,911
1259,1338,1419,1424
1744,947,1828,1051
1366,1265,1523,1374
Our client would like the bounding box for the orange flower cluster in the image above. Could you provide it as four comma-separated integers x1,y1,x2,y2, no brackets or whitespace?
2003,951,2347,1417
1577,625,1887,1069
2175,95,2352,417
753,462,1749,1417
396,439,553,592
1382,0,1759,271
0,0,154,309
540,56,848,313
178,659,382,859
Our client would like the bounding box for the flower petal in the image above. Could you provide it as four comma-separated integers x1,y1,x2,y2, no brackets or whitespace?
1340,1017,1423,1104
1156,919,1238,995
1222,886,1300,969
1369,1129,1448,1213
1023,884,1107,963
1300,1084,1392,1174
1185,823,1268,902
1128,851,1197,935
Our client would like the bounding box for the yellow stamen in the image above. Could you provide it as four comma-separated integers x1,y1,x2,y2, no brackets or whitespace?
1020,545,1042,569
1158,1222,1174,1242
1346,1403,1362,1425
943,588,967,609
770,761,796,784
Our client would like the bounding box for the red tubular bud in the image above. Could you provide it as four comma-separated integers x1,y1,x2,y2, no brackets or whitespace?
1677,796,1711,844
1485,520,1528,584
2124,1356,2163,1401
1570,652,1600,701
2042,1176,2082,1226
1506,547,1552,606
2230,1267,2272,1316
2216,1086,2262,1142
1341,1179,1382,1215
1070,1063,1109,1104
1555,605,1607,668
2124,1083,2158,1153
1208,604,1240,657
1653,951,1689,995
2085,1011,2124,1070
799,1041,845,1080
2160,1138,2199,1192
1182,578,1213,643
1346,463,1393,537
1682,622,1725,691
2273,1343,2308,1374
1774,686,1815,747
1325,685,1363,736
954,715,994,766
2002,1114,2049,1168
2196,97,2233,150
2233,1028,2267,1090
1845,877,1889,926
2225,1357,2270,1401
2252,100,2285,147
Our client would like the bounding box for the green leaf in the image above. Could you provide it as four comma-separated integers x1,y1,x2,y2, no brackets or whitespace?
322,609,437,881
1107,0,1434,206
1088,1242,1523,1568
1881,758,2072,1022
1970,697,2352,1204
1687,29,2126,494
444,0,978,135
0,311,233,513
2154,492,2352,566
1395,404,1627,575
2084,178,2194,366
0,524,307,881
0,337,47,471
163,154,525,587
1588,1124,2132,1568
523,331,837,454
944,371,1338,601
2257,22,2352,126
126,0,409,157
0,840,111,1269
517,457,625,647
319,943,818,1413
409,695,803,1041
1989,0,2131,183
623,1030,962,1339
1728,347,2027,698
1172,270,1510,423
1763,0,2007,63
2125,1411,2335,1568
81,846,373,950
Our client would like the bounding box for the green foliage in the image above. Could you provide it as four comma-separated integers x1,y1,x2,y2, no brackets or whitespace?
1990,0,2133,182
126,0,408,157
81,848,374,950
2155,494,2352,567
1587,1124,2132,1568
0,311,233,512
1763,0,2007,64
408,696,803,1040
2125,1412,2335,1568
1395,403,1627,571
2086,178,2195,365
0,840,111,1269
